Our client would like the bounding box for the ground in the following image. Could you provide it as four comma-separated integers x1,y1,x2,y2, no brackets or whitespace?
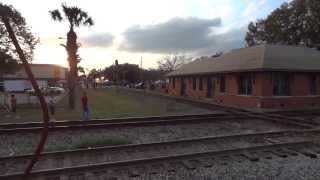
0,87,213,123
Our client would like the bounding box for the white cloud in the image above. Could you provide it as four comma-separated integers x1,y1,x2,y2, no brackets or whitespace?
81,33,114,48
1,0,286,69
242,0,267,19
120,17,221,53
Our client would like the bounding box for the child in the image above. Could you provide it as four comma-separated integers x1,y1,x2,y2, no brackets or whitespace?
48,95,55,117
81,91,90,121
10,94,17,113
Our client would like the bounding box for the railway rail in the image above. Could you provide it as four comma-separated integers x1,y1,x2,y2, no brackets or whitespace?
1,141,319,180
0,113,230,129
1,128,319,175
0,110,313,133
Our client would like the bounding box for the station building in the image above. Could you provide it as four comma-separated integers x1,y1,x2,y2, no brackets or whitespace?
167,45,320,109
0,64,67,92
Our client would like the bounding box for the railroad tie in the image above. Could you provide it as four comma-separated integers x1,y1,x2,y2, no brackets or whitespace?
295,148,318,159
69,173,85,180
148,163,164,175
163,162,177,173
256,151,274,160
308,145,320,154
198,157,213,168
45,176,60,180
128,166,144,178
286,146,317,159
232,154,249,163
214,155,231,165
241,151,259,162
269,148,288,158
106,177,118,180
180,159,199,170
280,148,299,156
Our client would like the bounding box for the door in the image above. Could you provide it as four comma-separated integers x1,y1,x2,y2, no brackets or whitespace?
207,76,215,98
206,76,212,98
180,77,186,96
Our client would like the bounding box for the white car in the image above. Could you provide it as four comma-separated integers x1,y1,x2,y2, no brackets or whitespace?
45,87,65,95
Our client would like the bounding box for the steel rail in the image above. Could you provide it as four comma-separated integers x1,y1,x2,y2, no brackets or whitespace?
0,141,315,179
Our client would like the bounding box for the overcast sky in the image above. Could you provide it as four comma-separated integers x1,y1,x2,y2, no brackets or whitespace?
2,0,289,70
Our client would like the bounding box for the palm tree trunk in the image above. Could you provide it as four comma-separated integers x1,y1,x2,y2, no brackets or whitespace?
67,28,78,109
2,18,49,180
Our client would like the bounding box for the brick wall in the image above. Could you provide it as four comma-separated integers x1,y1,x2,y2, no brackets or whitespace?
168,72,320,109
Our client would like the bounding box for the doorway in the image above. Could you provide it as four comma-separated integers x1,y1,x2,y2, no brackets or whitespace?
207,76,214,98
180,77,186,96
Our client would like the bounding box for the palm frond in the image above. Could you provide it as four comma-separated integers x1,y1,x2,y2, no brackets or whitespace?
84,17,94,26
52,3,94,28
49,9,62,21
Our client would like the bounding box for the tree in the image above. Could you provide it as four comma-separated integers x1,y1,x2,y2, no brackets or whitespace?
0,3,47,180
0,51,19,74
157,54,193,72
50,4,94,109
245,0,320,48
88,68,100,88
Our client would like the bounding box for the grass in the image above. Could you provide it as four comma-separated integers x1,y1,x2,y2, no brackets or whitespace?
0,87,211,123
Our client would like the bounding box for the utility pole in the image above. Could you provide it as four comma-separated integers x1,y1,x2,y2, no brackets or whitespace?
140,56,146,97
115,59,119,94
140,56,143,83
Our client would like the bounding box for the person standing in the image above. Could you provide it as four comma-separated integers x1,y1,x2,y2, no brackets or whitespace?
10,94,17,113
48,95,55,118
81,91,90,121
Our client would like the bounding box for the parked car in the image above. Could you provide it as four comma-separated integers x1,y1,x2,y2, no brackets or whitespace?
24,88,36,95
25,87,65,96
45,87,65,95
134,82,145,89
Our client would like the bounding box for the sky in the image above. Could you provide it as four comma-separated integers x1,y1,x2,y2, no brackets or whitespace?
2,0,290,71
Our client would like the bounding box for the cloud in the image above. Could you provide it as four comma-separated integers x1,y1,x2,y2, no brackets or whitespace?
119,17,222,53
242,0,267,19
81,33,114,48
195,26,247,56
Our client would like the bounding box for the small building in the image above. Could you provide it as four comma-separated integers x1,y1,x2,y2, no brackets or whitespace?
0,64,68,92
167,45,320,109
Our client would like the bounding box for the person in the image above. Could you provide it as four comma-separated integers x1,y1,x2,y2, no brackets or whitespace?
81,91,90,121
10,94,17,113
48,95,55,117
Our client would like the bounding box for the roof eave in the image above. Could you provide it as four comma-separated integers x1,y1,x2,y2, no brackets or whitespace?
166,68,320,77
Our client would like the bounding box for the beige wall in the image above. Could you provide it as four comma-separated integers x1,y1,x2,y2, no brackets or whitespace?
3,64,67,79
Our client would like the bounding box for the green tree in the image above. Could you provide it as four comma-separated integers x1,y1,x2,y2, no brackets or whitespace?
0,52,19,75
50,4,94,109
246,0,320,48
0,3,47,179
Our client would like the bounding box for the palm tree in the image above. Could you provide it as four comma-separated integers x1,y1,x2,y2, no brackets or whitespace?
50,4,94,109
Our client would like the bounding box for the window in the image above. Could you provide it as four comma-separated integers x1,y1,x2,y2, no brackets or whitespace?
199,77,203,90
238,75,252,95
172,77,175,89
273,73,290,96
309,75,317,95
0,79,3,92
192,77,196,90
220,75,226,93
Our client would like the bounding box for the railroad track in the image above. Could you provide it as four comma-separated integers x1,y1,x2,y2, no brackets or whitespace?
2,141,319,180
1,129,319,175
0,110,313,133
0,113,231,129
0,109,313,157
267,110,320,126
0,114,256,134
